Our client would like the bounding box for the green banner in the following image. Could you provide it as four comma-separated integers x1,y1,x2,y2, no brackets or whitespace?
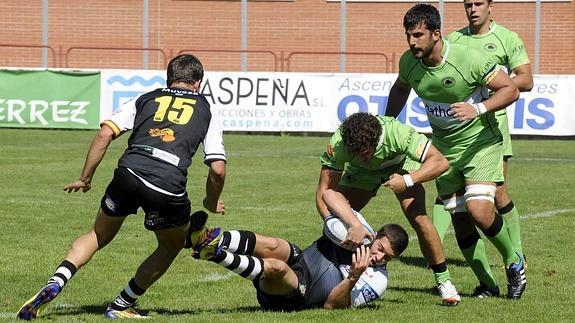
0,70,100,129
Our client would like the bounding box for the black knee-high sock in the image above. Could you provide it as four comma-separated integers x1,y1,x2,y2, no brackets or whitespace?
213,250,265,281
219,230,256,254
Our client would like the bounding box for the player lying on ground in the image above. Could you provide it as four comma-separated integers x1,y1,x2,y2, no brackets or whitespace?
188,191,409,310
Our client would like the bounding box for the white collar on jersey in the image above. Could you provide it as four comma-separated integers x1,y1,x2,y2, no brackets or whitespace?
420,38,450,68
439,39,450,66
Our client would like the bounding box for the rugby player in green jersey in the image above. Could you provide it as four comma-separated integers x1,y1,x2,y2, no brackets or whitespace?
316,112,461,306
385,4,526,299
429,0,533,298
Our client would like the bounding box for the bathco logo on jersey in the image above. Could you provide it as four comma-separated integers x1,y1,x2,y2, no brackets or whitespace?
425,103,454,118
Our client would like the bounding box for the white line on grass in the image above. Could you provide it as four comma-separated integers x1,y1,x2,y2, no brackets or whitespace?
409,208,575,241
0,312,16,318
197,272,236,282
520,208,575,219
516,157,575,162
232,206,286,211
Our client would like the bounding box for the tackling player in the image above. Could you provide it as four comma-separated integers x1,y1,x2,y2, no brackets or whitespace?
384,4,526,299
315,112,461,305
430,0,533,298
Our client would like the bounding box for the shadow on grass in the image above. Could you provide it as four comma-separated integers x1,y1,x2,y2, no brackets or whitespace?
154,305,262,315
52,303,263,317
52,303,108,316
387,285,438,297
397,255,468,268
49,302,399,318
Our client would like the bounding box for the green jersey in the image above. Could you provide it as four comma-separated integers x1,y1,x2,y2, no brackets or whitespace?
398,40,501,144
320,115,430,172
447,20,530,117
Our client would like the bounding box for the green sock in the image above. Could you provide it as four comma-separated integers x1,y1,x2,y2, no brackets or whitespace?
433,270,451,285
500,203,523,256
432,203,451,243
430,262,451,285
460,238,498,288
483,215,520,267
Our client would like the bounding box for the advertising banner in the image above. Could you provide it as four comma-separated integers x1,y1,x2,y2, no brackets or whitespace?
331,74,575,136
0,70,100,129
100,69,166,120
202,72,338,132
4,69,570,134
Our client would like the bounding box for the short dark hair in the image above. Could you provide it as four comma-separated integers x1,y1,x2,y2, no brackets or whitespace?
376,223,409,256
166,54,204,87
403,4,441,32
341,112,381,156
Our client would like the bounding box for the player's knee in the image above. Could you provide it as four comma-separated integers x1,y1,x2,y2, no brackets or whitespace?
451,214,478,238
263,258,290,278
257,235,283,255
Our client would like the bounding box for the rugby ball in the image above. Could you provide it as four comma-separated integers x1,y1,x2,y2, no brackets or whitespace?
323,210,375,249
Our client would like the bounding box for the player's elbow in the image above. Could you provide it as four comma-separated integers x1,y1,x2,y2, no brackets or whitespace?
521,78,534,92
510,86,520,102
208,160,226,181
92,127,115,151
321,188,337,203
323,300,350,310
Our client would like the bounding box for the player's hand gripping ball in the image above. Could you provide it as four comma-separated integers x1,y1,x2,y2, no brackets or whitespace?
323,211,375,248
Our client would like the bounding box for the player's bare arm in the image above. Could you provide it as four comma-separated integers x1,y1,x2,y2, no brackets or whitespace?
63,124,116,193
315,166,343,219
385,79,412,118
324,245,371,309
204,160,226,214
322,189,373,249
511,63,534,92
383,144,448,194
451,70,519,121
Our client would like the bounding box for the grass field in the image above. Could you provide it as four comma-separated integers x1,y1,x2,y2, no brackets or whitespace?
1,129,574,322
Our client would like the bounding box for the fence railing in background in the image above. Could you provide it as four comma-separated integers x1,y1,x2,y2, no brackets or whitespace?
0,44,58,67
64,46,168,69
284,51,395,73
177,49,280,72
0,43,398,73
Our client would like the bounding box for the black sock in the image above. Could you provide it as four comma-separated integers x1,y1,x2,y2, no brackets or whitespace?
110,278,146,310
47,260,77,289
